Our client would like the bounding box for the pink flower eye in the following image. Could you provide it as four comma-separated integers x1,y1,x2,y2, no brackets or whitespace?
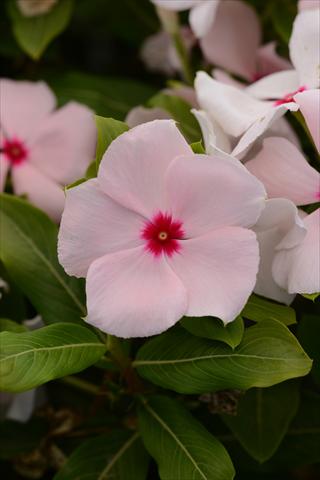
141,211,185,257
274,86,306,106
2,137,28,166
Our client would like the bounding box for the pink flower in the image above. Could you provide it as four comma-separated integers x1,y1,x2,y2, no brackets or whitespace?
17,0,58,17
294,89,320,153
58,120,266,338
0,79,96,221
200,1,291,82
298,0,320,11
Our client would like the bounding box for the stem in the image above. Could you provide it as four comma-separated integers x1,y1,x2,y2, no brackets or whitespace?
60,376,101,395
156,6,194,85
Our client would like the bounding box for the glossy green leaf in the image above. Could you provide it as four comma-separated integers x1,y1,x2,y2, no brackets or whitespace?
222,381,300,463
302,292,320,301
148,93,201,143
49,71,156,120
0,323,106,392
191,140,205,154
181,316,244,349
134,321,312,394
0,194,85,324
138,395,235,480
95,116,129,167
298,314,320,384
7,0,74,60
242,294,296,325
54,429,149,480
0,318,27,333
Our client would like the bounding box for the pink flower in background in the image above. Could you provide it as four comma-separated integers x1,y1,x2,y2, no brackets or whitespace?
58,120,266,338
0,79,96,222
17,0,58,17
298,0,320,11
200,0,291,82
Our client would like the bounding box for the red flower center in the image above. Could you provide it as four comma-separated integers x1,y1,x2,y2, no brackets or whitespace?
274,86,306,106
141,212,184,257
2,137,28,166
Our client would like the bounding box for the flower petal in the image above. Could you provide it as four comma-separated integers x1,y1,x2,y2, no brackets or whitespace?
125,106,170,128
252,198,306,304
256,41,292,77
246,137,320,205
165,153,266,237
200,0,261,80
298,0,320,11
245,70,300,100
191,109,232,155
98,120,192,217
150,0,197,11
86,246,187,338
232,103,298,159
273,209,320,294
58,179,145,277
189,0,219,38
289,9,320,88
195,72,272,137
29,102,96,185
168,227,259,322
294,89,320,152
0,79,56,141
12,163,65,222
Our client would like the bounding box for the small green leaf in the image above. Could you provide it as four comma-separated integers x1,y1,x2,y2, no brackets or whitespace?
181,316,244,349
134,321,312,394
0,318,27,333
242,294,296,325
138,395,235,480
298,314,320,384
95,116,129,169
0,323,106,392
191,140,205,154
148,93,201,143
302,292,319,301
0,194,85,324
54,429,149,480
7,0,74,60
222,381,300,463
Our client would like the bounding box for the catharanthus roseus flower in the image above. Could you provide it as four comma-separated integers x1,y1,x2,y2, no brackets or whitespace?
0,79,96,221
58,120,266,338
294,89,320,153
17,0,58,17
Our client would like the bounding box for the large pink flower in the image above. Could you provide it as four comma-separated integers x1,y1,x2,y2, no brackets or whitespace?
58,120,266,338
294,89,320,153
0,79,96,221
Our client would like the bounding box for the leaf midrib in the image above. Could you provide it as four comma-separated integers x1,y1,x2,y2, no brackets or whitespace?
97,432,140,480
2,211,86,315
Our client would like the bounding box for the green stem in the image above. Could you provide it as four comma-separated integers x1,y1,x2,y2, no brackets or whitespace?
60,376,101,395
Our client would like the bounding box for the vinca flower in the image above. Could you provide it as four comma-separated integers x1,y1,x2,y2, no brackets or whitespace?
0,79,96,221
58,120,266,338
17,0,58,17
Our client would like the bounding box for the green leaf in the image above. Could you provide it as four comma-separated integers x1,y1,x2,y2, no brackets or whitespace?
0,318,27,333
0,194,86,324
7,0,74,60
302,292,320,301
95,116,129,168
138,395,235,480
148,93,201,143
0,323,106,392
242,294,296,325
270,0,296,43
222,381,300,463
54,430,149,480
49,71,156,120
134,321,312,394
298,314,320,384
191,140,205,154
181,316,244,349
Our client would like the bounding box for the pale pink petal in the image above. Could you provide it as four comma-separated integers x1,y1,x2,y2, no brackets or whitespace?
294,89,320,152
232,103,299,159
200,0,261,81
189,0,219,38
257,42,292,77
298,0,320,13
191,109,232,154
125,106,170,128
165,85,199,107
0,79,56,141
266,116,300,148
150,0,198,11
165,153,266,237
213,69,246,89
58,179,145,278
195,72,272,137
273,209,320,294
289,9,320,88
141,31,176,76
98,120,192,217
245,70,300,100
29,102,96,185
86,246,188,338
12,163,65,222
168,227,259,322
253,199,306,304
0,156,9,191
246,137,320,205
7,390,36,423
